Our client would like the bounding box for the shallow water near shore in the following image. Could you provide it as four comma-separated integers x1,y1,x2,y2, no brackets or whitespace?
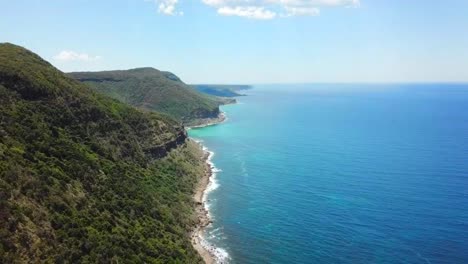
189,84,468,264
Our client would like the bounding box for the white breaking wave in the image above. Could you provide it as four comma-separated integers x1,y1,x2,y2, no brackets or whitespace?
192,138,231,263
200,237,230,263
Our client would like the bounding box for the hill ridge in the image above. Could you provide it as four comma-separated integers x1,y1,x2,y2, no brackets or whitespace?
0,43,204,263
69,68,223,125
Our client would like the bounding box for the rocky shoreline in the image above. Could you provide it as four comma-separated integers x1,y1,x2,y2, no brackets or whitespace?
187,112,226,130
191,147,217,264
189,112,229,264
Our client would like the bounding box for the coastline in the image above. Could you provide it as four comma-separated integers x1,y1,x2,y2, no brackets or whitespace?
186,112,226,130
189,112,228,264
191,146,217,264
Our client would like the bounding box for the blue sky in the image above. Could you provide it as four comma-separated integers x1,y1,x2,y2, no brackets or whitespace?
1,0,468,83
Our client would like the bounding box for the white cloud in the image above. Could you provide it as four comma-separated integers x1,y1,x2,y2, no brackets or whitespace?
53,51,101,62
204,0,358,19
218,6,276,19
266,0,359,7
159,0,183,15
147,0,359,19
148,0,183,15
282,6,320,17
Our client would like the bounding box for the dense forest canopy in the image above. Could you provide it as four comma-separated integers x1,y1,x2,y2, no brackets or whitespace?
0,43,204,263
69,69,225,125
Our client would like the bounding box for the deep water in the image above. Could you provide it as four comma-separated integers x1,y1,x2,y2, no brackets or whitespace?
188,84,468,264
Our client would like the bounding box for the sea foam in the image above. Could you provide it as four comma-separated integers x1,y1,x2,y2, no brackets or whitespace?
193,138,231,263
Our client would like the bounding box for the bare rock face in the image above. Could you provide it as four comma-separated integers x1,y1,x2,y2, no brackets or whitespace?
145,129,188,159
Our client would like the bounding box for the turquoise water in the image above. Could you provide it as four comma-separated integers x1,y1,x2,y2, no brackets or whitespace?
189,84,468,264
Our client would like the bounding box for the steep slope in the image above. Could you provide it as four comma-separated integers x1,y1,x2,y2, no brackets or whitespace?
192,84,251,97
69,68,223,125
0,43,205,263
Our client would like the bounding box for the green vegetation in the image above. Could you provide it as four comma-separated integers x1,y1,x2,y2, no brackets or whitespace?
0,43,205,263
69,68,225,125
192,84,251,97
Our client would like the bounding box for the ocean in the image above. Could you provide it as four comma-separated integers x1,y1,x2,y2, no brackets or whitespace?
188,84,468,264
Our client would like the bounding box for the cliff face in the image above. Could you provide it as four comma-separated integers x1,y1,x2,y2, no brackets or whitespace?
0,43,203,263
145,129,188,159
192,84,252,98
191,106,221,119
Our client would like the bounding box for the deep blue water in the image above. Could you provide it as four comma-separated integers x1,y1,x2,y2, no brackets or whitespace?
189,84,468,264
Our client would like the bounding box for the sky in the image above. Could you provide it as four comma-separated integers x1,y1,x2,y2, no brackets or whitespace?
1,0,468,84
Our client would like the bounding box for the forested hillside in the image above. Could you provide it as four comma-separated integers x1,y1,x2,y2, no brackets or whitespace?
0,43,204,263
69,68,224,125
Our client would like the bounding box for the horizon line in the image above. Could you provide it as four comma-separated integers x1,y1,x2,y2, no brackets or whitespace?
189,81,468,86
